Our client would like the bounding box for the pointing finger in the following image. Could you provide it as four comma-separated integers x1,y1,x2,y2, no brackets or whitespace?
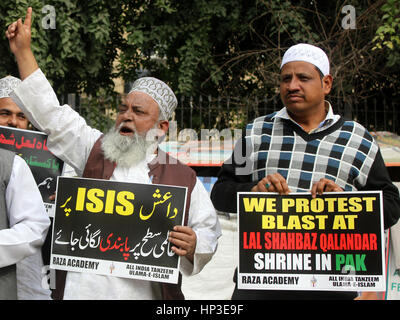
24,7,32,27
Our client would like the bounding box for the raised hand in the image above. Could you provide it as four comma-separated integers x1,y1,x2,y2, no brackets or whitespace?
5,7,38,80
5,7,32,55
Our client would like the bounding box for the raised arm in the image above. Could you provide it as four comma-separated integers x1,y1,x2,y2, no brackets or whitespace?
5,7,38,80
5,7,101,175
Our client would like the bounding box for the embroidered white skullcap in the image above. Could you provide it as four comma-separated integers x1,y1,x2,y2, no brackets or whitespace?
129,77,177,120
280,43,330,76
0,75,21,99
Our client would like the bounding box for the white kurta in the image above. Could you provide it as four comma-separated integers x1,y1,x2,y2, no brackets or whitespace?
1,154,50,300
11,69,221,300
17,250,51,300
0,155,50,268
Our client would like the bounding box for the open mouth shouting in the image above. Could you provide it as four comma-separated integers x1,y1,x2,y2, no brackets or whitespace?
119,124,135,136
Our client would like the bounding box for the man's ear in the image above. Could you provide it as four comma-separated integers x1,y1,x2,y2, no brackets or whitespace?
158,120,169,134
322,74,333,95
145,120,169,143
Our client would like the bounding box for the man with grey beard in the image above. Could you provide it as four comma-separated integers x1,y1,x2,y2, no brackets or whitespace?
102,123,157,167
6,7,221,300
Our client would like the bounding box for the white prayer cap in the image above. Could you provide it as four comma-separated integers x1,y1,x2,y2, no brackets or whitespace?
129,77,177,120
0,75,21,99
280,43,330,76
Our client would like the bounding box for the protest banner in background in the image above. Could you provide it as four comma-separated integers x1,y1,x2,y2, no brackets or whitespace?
385,230,400,299
237,191,385,291
0,125,64,217
50,177,187,284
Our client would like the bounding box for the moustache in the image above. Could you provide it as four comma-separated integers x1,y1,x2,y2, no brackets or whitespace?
285,92,305,99
118,122,136,135
285,90,305,99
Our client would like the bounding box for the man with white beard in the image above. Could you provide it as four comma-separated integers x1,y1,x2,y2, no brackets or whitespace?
102,122,159,168
6,8,221,300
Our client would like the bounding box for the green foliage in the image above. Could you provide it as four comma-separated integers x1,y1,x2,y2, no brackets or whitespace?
117,0,400,101
0,0,399,132
373,0,400,67
77,89,118,132
118,0,325,97
0,0,124,95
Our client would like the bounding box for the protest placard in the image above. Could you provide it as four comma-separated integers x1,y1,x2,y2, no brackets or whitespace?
50,176,187,284
237,191,385,291
0,125,64,217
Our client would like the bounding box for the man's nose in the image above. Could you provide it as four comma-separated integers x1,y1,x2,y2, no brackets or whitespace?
287,78,301,92
7,115,18,127
121,108,135,121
